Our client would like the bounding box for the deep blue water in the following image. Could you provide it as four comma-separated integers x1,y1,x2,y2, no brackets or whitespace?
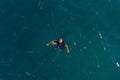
0,0,120,80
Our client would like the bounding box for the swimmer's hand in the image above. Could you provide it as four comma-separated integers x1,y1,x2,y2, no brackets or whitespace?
46,43,50,46
46,40,55,46
67,50,70,54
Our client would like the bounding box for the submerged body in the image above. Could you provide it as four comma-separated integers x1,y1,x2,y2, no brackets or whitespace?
54,40,65,49
46,38,70,54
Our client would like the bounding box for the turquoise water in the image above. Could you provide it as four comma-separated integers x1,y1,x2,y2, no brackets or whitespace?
0,0,120,80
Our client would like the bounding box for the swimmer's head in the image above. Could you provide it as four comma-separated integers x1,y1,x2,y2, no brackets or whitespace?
58,38,63,43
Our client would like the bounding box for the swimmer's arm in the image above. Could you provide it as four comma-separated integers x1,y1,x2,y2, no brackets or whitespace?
65,44,70,54
46,40,55,46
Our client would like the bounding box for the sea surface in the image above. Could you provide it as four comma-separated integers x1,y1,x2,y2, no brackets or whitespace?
0,0,120,80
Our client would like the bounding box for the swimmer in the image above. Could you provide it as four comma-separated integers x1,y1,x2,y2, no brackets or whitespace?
46,38,70,54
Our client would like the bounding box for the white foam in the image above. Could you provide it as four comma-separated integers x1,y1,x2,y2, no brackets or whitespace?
88,41,91,44
83,46,87,49
25,72,31,76
116,62,120,67
73,42,76,46
97,64,100,68
103,47,107,51
98,32,103,39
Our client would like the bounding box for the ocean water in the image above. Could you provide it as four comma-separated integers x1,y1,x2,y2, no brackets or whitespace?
0,0,120,80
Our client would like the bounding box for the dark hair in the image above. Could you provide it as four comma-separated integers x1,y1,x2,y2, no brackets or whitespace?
57,38,62,41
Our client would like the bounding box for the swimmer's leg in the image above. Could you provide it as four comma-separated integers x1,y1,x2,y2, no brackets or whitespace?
54,47,63,54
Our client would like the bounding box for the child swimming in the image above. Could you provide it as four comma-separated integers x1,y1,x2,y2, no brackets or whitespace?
46,38,70,54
